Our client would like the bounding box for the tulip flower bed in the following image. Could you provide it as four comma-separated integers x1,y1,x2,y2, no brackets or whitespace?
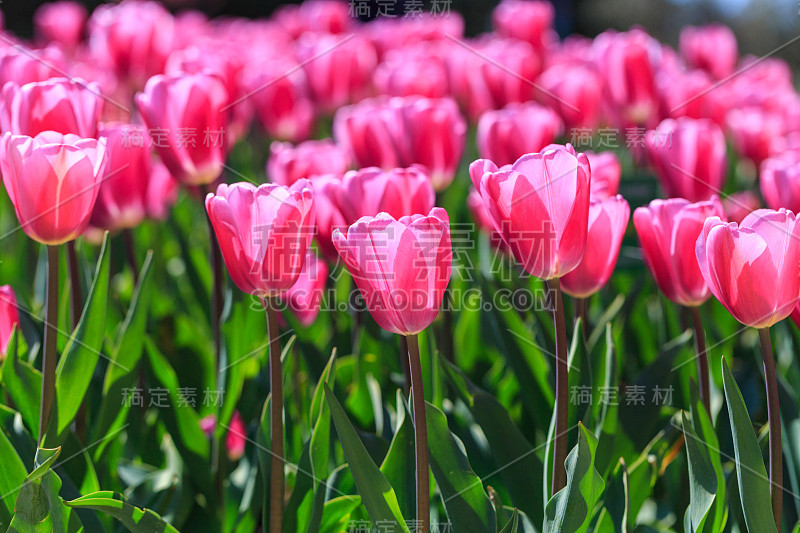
2,0,800,532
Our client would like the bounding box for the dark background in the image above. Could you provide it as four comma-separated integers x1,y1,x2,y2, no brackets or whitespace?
3,0,799,65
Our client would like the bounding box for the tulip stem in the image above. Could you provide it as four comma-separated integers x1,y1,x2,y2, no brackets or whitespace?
400,335,411,393
265,298,284,533
406,333,430,533
548,278,569,495
575,297,587,340
66,241,82,328
759,327,782,532
38,245,60,444
688,306,710,414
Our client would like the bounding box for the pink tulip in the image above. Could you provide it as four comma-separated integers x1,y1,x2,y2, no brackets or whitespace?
334,96,466,191
199,411,246,462
696,209,800,328
90,123,178,232
0,77,102,137
364,13,464,59
476,102,563,166
337,166,435,224
760,151,800,213
659,69,733,125
297,32,377,114
723,190,762,225
274,0,352,37
308,174,347,262
0,285,19,357
373,44,451,99
136,72,229,186
1,131,107,245
165,43,250,144
0,45,67,87
205,180,315,297
88,0,175,88
537,63,604,130
585,151,621,200
471,144,591,279
243,58,315,143
633,196,725,307
449,36,541,120
267,139,349,186
34,1,87,50
280,250,329,327
467,188,507,252
679,24,737,80
333,207,452,336
561,195,630,298
645,117,727,202
595,29,661,127
493,0,555,53
726,107,784,166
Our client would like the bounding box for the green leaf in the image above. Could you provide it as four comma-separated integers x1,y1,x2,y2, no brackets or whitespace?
544,423,604,533
721,358,777,533
9,447,82,533
0,404,28,527
380,391,416,519
91,251,154,457
2,326,42,436
324,384,409,532
306,351,336,532
681,411,716,532
44,234,111,447
602,459,630,533
425,399,496,533
319,496,362,533
688,382,727,533
65,491,178,532
440,357,544,525
498,509,519,533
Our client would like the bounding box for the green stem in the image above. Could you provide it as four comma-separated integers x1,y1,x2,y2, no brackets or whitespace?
38,245,60,444
689,306,710,415
759,327,782,532
548,278,569,495
406,333,430,533
265,299,285,533
66,241,82,328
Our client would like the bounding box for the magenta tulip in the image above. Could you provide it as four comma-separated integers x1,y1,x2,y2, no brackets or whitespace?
633,196,726,307
205,180,315,297
679,24,738,80
760,151,800,213
723,190,761,225
585,151,621,200
90,123,178,231
467,188,507,252
537,63,604,131
476,102,563,166
471,145,591,280
34,1,87,50
726,107,784,166
88,0,175,87
337,166,435,224
297,32,377,114
696,209,800,328
0,45,67,87
645,117,727,202
267,139,349,187
244,58,315,143
492,0,555,53
0,284,20,357
280,249,329,327
1,131,106,245
1,77,102,137
136,72,229,185
332,207,451,336
561,195,630,298
335,96,466,191
308,174,347,262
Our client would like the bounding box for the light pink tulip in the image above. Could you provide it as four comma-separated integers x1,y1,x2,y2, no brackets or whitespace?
476,102,563,166
333,208,452,336
0,284,19,357
337,166,435,224
585,151,621,200
561,195,630,298
267,139,349,186
280,250,329,327
679,24,738,80
697,209,800,328
1,131,106,245
34,1,87,50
